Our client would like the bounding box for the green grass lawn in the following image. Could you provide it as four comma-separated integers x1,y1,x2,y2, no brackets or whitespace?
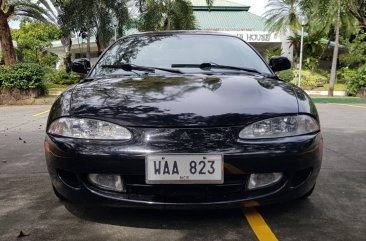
311,96,366,104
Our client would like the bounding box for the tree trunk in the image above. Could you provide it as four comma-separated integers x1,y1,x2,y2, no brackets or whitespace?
0,14,16,65
96,33,102,56
328,0,341,97
61,36,72,72
86,33,91,60
167,17,171,30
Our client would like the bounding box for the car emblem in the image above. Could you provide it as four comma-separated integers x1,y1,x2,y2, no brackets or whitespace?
180,131,191,140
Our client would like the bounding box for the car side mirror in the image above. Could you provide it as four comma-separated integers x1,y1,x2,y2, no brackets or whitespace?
71,58,91,74
269,56,291,72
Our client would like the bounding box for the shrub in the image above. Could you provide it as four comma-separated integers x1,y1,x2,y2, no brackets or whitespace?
292,70,327,89
44,70,81,85
340,66,366,96
39,54,59,67
265,48,282,61
0,63,45,89
278,69,295,82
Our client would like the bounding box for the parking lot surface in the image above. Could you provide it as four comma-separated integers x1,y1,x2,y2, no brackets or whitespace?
0,104,365,241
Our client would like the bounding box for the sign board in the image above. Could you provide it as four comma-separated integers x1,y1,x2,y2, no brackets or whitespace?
220,31,281,43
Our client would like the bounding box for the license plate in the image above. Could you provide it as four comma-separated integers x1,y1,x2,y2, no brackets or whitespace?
146,154,223,184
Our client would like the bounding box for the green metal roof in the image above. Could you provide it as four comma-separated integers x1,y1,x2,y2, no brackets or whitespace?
194,10,266,31
191,0,250,10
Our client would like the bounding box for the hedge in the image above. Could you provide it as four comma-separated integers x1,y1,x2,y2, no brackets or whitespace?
342,66,366,96
0,63,45,89
44,70,80,85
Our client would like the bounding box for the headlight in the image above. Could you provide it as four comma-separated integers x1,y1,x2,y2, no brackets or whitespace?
48,117,132,140
239,115,319,139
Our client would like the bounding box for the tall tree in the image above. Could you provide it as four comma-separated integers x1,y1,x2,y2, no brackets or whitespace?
340,30,366,68
0,0,72,67
139,0,195,31
302,0,357,96
58,0,129,56
0,0,52,65
12,18,61,64
350,0,366,30
263,0,302,34
329,0,341,97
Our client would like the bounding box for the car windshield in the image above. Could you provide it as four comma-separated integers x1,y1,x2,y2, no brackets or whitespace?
90,34,272,77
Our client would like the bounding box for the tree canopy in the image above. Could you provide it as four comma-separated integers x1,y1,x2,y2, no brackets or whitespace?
263,0,302,34
57,0,130,55
12,18,61,65
0,0,58,65
138,0,196,31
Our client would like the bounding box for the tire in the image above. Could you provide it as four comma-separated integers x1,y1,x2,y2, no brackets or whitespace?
52,185,66,201
299,184,315,200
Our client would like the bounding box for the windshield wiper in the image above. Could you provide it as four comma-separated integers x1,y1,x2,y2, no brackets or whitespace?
101,64,183,74
101,64,154,73
171,63,263,75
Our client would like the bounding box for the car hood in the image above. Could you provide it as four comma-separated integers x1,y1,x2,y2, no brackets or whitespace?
70,74,298,127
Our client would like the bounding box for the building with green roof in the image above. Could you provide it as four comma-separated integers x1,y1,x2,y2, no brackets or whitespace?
191,0,283,55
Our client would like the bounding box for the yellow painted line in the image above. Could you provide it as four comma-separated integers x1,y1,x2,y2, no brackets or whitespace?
329,103,366,109
32,110,50,117
243,207,279,241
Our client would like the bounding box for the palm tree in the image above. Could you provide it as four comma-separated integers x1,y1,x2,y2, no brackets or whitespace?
58,0,130,57
263,0,302,34
0,0,50,65
302,0,357,96
0,0,73,67
139,0,195,31
38,0,76,71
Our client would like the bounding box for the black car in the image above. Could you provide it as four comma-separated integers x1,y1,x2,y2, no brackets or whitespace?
45,31,323,209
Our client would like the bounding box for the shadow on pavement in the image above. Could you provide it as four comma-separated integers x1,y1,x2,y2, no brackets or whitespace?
64,203,243,229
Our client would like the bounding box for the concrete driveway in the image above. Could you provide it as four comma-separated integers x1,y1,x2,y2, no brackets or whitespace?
0,104,365,241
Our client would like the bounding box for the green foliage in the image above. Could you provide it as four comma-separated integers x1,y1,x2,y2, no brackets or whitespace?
265,48,283,61
44,70,81,85
139,0,196,31
349,0,366,30
314,83,347,91
290,70,328,89
39,53,59,67
12,19,61,65
302,0,358,38
281,69,328,88
303,56,319,70
278,69,295,82
340,30,366,68
288,33,328,70
12,19,61,51
57,0,130,52
263,0,301,33
295,70,328,88
0,63,45,89
0,0,64,65
339,66,366,96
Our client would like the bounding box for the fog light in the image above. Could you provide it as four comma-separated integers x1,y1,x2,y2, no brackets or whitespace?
88,174,125,192
247,173,283,190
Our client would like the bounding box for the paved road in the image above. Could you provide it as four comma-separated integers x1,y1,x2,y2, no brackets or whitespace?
0,104,365,241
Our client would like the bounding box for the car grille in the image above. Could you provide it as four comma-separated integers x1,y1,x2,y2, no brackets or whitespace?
123,175,248,203
141,127,240,153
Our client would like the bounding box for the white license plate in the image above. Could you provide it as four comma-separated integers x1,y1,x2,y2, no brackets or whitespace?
146,154,223,184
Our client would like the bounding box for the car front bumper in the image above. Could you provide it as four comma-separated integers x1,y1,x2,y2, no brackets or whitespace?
45,132,323,209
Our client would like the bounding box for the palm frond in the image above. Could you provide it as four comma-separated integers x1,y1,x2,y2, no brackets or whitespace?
36,0,58,23
263,0,301,33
